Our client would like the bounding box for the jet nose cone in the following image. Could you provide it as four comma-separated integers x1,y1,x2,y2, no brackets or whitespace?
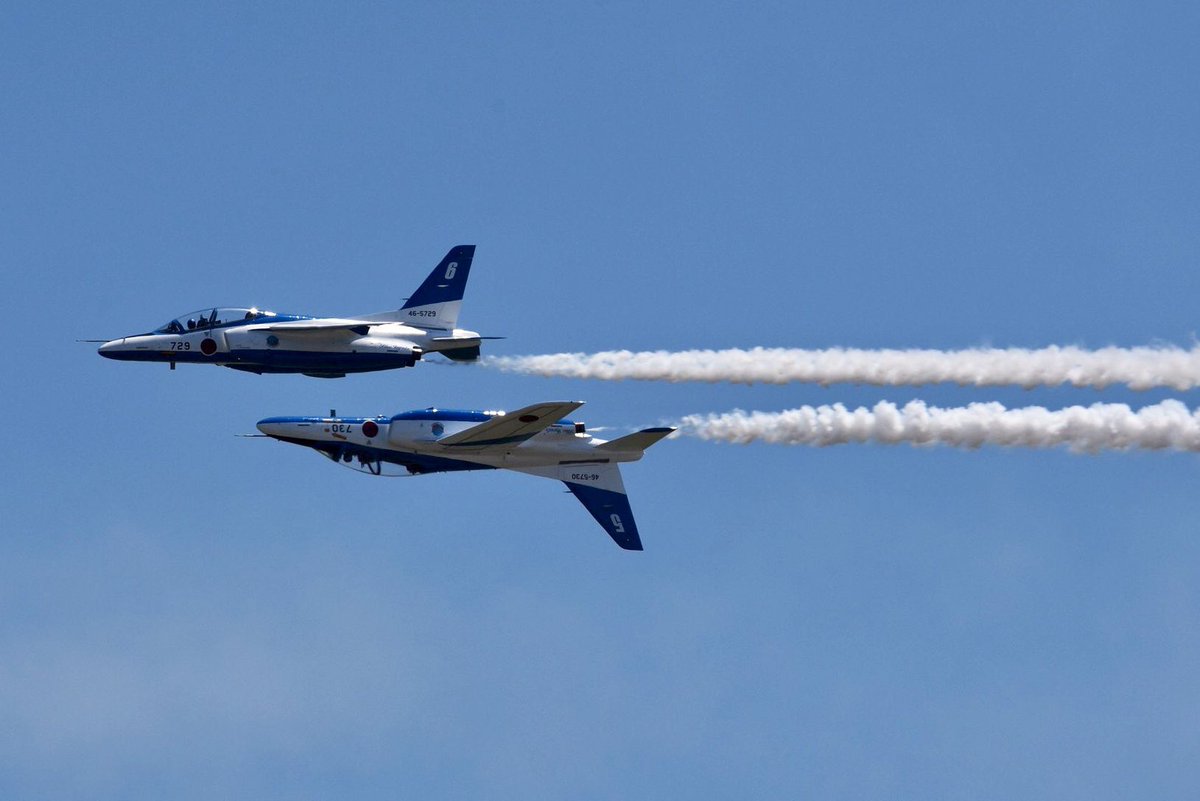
97,338,124,358
256,417,294,438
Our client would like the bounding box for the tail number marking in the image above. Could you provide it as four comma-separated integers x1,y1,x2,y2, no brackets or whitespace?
408,309,437,318
570,473,601,481
610,514,625,534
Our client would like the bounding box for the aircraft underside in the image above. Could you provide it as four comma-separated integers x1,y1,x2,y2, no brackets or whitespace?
278,436,495,476
255,400,668,550
106,348,423,376
226,348,421,374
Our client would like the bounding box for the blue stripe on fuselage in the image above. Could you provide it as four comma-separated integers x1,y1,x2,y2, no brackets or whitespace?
103,348,418,374
257,416,388,426
389,409,494,423
224,349,418,373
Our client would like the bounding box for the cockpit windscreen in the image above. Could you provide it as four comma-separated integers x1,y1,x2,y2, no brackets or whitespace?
155,307,277,334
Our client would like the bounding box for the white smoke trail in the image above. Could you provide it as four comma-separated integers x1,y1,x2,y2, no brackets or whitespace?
486,346,1200,390
677,399,1200,453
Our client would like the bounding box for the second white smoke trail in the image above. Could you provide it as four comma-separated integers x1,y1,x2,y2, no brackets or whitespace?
677,399,1200,453
487,345,1200,390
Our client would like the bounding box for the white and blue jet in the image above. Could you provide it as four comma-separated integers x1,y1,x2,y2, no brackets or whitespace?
256,401,674,550
98,245,487,377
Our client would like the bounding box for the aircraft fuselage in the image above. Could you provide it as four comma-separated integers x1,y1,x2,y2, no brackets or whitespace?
99,316,480,377
255,402,673,550
256,408,638,474
97,245,486,377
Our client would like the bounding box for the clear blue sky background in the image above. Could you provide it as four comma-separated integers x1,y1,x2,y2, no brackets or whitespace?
4,3,1200,798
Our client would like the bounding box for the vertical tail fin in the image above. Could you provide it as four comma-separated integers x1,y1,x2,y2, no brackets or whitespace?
563,465,644,550
366,245,475,329
515,462,644,550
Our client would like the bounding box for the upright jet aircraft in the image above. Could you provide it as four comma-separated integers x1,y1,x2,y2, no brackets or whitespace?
98,245,487,377
256,401,674,550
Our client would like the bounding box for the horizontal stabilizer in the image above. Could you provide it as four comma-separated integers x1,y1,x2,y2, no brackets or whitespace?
596,427,675,453
437,401,584,448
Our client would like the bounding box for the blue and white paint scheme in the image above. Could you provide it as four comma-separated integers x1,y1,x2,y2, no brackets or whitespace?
98,245,489,377
256,401,674,550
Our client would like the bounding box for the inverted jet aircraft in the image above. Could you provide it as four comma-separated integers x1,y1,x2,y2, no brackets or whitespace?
98,245,487,377
256,401,674,550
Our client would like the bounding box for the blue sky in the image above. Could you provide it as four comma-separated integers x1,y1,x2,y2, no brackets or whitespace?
4,2,1200,798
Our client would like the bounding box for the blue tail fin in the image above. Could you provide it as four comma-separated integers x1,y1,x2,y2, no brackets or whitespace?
564,472,643,550
513,460,649,550
397,245,475,329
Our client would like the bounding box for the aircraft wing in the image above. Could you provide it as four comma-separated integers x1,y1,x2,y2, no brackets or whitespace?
244,318,376,334
438,401,584,448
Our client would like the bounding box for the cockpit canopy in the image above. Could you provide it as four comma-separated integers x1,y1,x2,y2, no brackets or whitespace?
155,307,278,334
